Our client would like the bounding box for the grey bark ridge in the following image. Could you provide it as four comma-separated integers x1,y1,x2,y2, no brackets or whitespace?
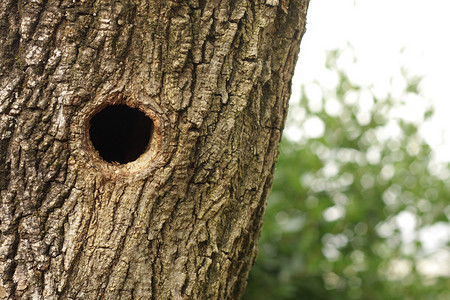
0,0,310,299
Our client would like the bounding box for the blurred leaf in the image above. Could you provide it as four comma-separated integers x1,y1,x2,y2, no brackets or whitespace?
244,48,450,300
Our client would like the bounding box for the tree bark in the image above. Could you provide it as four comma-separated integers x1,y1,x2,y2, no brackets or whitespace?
0,0,309,299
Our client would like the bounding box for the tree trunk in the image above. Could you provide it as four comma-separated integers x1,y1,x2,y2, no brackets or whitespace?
0,0,309,299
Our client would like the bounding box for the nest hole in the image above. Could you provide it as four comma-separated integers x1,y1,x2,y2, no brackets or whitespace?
89,105,153,164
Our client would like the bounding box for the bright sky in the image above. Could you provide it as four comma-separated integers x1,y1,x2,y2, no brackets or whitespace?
289,0,450,277
292,0,450,162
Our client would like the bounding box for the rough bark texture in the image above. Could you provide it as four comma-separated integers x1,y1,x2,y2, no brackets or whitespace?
0,0,309,299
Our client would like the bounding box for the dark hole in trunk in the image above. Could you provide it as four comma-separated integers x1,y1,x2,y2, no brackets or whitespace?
89,105,153,164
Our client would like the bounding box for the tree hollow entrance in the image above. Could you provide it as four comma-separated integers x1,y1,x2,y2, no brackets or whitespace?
89,105,153,164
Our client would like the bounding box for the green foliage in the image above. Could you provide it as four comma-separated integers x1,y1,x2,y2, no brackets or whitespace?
244,50,450,300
